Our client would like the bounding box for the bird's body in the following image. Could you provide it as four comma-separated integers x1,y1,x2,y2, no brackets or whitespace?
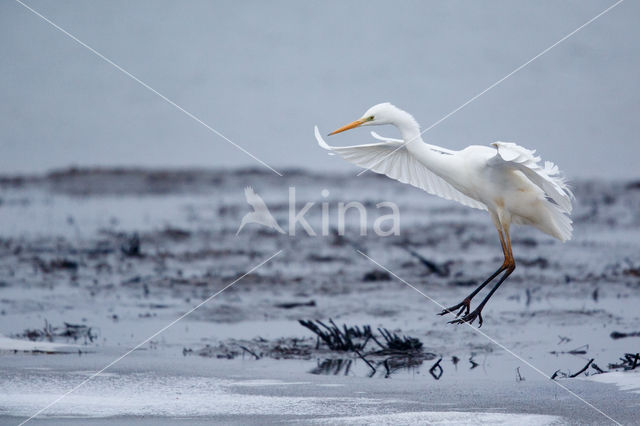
316,103,573,326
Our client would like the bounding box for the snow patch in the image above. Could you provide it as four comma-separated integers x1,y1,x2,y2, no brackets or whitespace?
586,371,640,394
0,335,79,353
310,411,566,425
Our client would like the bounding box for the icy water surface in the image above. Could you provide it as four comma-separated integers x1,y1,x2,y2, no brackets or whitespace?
1,168,639,424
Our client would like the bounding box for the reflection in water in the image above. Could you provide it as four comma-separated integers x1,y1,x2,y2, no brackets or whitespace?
429,358,443,380
311,358,353,376
310,353,485,379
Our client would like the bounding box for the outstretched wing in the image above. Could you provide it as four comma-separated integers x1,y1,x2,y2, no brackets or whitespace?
369,131,403,144
489,142,574,213
315,126,486,210
370,131,455,155
244,186,270,212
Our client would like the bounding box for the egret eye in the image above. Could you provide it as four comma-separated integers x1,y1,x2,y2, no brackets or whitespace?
368,115,375,121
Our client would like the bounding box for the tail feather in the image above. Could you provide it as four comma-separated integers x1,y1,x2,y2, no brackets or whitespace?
491,142,574,214
546,201,573,242
535,198,573,242
490,142,574,242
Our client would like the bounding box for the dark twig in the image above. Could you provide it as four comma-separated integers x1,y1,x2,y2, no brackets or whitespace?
275,300,316,309
610,331,640,340
382,359,391,378
469,355,479,370
237,344,260,360
429,358,443,380
569,358,594,378
355,349,376,375
550,344,588,356
376,327,423,352
400,245,449,276
299,319,431,378
609,353,640,370
451,355,459,368
630,353,640,370
369,333,386,350
16,320,97,343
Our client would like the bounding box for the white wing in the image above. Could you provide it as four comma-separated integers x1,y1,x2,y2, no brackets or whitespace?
315,126,487,211
244,186,270,212
370,131,403,143
489,142,573,213
370,131,455,155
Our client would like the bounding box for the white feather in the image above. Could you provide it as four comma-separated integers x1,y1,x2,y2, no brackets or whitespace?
489,142,574,214
315,126,487,211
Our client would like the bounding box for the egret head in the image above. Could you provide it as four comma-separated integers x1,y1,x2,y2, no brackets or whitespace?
328,103,417,136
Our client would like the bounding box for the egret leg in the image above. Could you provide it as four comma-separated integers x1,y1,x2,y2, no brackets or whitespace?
438,224,509,318
437,264,507,317
450,226,516,327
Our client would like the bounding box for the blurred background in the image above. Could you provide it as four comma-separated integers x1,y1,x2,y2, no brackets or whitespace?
2,2,640,422
0,0,637,178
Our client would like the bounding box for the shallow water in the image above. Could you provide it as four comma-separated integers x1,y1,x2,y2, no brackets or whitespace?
1,169,639,424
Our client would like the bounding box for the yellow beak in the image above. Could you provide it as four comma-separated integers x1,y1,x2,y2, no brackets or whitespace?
328,118,366,136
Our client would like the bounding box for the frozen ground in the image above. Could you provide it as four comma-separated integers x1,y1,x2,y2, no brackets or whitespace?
0,168,639,425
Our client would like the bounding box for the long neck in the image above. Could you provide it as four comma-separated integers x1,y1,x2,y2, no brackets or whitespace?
395,116,457,180
396,116,421,145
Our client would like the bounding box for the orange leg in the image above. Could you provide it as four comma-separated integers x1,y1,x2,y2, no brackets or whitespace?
448,225,515,327
439,223,515,327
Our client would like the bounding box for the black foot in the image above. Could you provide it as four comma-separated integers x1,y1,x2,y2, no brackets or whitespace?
438,298,470,318
449,308,484,327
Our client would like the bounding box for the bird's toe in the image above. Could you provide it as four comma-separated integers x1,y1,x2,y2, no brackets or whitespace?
456,305,468,317
448,311,479,326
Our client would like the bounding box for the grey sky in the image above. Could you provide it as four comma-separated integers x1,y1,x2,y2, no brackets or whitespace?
1,0,637,178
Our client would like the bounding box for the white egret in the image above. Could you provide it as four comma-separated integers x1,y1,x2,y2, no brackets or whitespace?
315,103,573,326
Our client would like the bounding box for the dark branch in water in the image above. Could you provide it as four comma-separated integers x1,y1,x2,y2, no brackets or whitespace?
591,362,605,374
375,327,423,353
15,320,97,344
610,330,640,340
551,369,565,380
554,351,640,379
469,355,479,370
310,359,353,375
382,359,391,378
398,244,449,277
451,355,460,367
298,319,371,351
237,344,260,360
354,349,376,375
429,358,443,380
298,319,426,357
569,359,594,378
550,344,588,356
275,300,316,309
609,353,640,370
298,319,436,378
